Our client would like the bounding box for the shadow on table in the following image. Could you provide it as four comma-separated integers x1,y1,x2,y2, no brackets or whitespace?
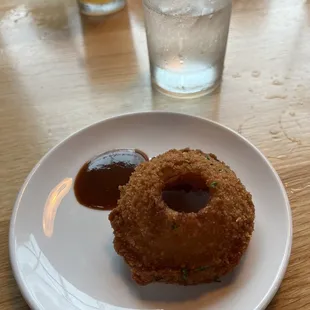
78,5,139,91
232,0,270,11
150,86,223,122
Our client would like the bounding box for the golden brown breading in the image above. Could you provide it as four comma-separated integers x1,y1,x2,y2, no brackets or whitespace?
109,149,255,285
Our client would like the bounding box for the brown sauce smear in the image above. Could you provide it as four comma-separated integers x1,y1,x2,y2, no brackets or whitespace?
74,149,148,210
162,177,210,213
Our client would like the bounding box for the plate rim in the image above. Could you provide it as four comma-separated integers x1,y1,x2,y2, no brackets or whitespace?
9,111,293,310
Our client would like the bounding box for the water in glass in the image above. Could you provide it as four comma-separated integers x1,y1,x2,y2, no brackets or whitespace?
143,0,232,98
79,0,126,16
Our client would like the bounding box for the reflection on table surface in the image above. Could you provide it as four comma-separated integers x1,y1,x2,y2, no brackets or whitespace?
1,0,310,309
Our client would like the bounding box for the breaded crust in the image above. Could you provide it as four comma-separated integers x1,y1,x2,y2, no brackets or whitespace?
109,149,255,285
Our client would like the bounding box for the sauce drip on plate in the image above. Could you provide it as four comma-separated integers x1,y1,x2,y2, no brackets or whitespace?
74,149,148,210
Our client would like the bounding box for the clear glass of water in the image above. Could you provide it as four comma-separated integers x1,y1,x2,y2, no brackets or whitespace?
78,0,126,16
143,0,232,98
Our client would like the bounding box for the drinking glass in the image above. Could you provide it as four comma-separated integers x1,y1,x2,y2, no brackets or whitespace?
143,0,232,98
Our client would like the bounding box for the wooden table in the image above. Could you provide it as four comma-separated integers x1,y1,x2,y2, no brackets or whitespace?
0,0,309,309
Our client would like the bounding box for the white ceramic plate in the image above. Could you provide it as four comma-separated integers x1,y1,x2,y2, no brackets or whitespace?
10,112,292,310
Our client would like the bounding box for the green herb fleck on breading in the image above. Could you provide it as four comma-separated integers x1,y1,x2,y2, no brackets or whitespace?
181,268,188,281
172,223,179,230
210,181,218,188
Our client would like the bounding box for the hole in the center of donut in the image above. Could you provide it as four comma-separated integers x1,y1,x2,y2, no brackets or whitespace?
162,174,210,213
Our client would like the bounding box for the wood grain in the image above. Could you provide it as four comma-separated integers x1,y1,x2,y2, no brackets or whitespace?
1,0,309,309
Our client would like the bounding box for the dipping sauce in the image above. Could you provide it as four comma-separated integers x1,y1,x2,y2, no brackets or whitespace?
74,149,148,210
162,179,210,213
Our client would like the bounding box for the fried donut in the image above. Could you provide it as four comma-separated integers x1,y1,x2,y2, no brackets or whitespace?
109,149,255,285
